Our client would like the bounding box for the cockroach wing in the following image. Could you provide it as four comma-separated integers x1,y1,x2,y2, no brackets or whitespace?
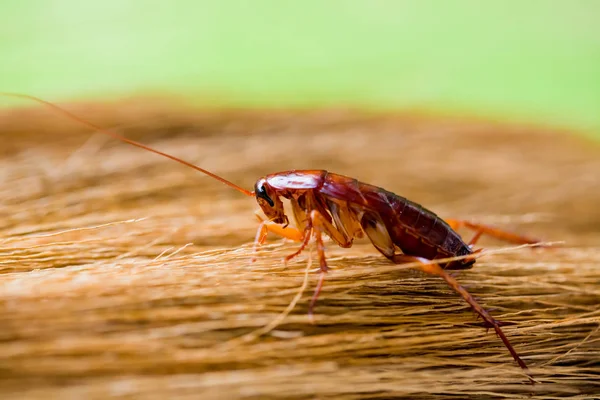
360,211,395,258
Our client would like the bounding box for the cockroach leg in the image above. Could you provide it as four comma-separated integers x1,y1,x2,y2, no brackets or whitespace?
251,220,269,262
445,219,542,247
252,214,305,262
283,227,313,266
307,211,329,319
310,211,330,273
264,222,304,243
468,229,484,246
392,254,534,383
284,208,351,267
279,209,346,317
253,215,269,244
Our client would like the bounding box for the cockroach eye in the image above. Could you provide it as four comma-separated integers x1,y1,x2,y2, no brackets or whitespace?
254,180,274,207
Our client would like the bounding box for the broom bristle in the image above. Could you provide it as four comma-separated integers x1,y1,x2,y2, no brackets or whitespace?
0,100,599,399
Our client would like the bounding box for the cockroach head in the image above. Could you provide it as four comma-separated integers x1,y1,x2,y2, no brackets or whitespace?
254,178,287,224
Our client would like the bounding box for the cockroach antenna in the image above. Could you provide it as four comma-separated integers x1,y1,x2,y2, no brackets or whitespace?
0,92,254,197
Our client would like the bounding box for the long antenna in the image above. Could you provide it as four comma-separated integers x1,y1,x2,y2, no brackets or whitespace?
1,92,254,197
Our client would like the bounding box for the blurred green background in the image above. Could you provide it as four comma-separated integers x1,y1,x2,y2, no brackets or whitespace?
1,0,599,136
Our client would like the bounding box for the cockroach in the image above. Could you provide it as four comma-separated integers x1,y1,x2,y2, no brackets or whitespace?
2,93,543,383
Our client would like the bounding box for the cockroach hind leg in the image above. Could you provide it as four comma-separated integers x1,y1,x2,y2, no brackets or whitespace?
467,319,518,329
392,255,534,384
468,229,485,246
446,218,543,247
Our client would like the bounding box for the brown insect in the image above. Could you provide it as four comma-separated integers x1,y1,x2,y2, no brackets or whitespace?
3,93,543,383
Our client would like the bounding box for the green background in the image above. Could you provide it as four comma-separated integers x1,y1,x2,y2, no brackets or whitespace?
2,0,599,136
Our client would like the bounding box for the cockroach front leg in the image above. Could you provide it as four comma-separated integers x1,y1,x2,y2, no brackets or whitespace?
445,218,543,247
254,209,350,320
392,254,534,383
252,212,304,262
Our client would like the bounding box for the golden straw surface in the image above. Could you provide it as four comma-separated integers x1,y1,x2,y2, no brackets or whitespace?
1,101,599,399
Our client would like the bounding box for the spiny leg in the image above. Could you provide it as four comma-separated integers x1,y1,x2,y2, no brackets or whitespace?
445,218,542,247
308,224,327,320
256,208,351,320
391,254,533,383
283,227,312,266
252,212,304,262
253,212,305,243
304,210,352,319
252,209,335,268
